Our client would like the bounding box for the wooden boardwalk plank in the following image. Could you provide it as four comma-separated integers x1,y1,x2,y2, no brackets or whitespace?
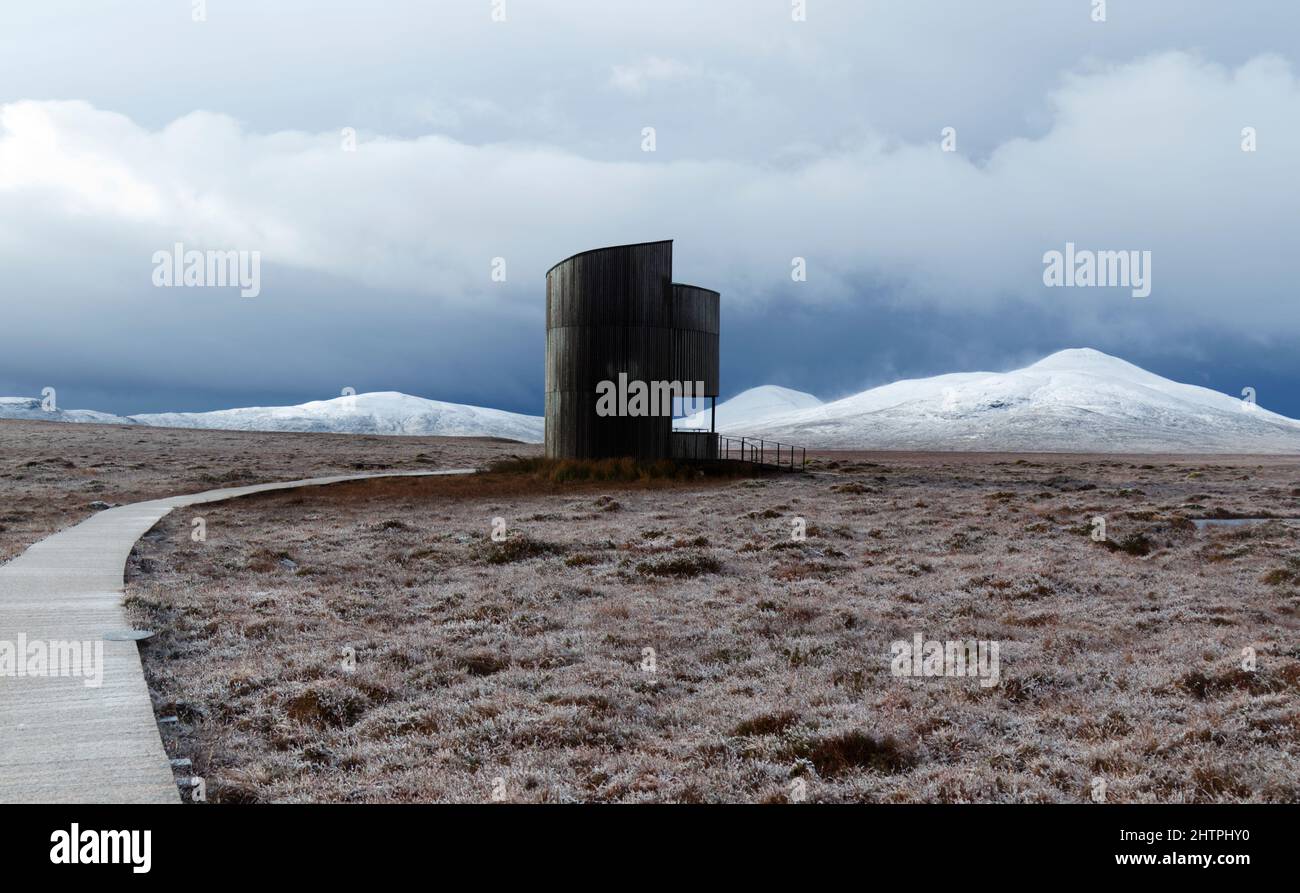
0,469,472,804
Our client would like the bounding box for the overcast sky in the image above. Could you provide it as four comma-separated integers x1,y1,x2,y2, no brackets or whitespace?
1,1,1298,416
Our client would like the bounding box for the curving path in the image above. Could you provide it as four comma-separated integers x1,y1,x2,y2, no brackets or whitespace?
0,469,473,804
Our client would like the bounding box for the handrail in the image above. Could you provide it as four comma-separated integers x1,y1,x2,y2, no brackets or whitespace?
717,434,805,471
669,429,807,470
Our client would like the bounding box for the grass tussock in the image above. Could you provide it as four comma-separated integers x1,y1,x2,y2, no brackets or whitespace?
282,684,371,729
1179,665,1299,699
732,711,802,737
786,730,918,777
479,534,566,564
634,552,723,578
1099,532,1154,557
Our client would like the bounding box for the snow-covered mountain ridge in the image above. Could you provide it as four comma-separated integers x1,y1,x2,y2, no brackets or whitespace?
4,350,1297,452
0,392,543,442
729,349,1300,453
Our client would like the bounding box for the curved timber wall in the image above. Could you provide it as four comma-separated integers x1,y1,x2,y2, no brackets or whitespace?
545,241,720,460
669,283,720,396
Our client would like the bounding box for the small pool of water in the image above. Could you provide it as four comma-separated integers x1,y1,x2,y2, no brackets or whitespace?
1191,518,1299,530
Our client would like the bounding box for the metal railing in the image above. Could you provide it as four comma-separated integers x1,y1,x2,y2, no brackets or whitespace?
719,435,805,471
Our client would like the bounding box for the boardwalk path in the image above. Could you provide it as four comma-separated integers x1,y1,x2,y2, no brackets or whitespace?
0,469,473,803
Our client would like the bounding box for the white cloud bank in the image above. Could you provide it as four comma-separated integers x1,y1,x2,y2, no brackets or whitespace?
1,52,1298,345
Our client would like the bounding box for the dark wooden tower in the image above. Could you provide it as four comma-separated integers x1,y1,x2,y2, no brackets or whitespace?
545,240,720,460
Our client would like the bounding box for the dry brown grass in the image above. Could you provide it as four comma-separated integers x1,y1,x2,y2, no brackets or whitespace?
0,417,537,564
115,449,1300,803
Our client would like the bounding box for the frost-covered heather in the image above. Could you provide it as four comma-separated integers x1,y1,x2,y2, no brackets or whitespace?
125,453,1300,803
0,417,530,564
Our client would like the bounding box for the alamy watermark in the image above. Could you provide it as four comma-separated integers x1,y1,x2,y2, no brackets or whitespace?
596,374,705,417
0,634,104,687
890,632,1000,688
50,824,150,873
152,242,261,298
1043,242,1151,298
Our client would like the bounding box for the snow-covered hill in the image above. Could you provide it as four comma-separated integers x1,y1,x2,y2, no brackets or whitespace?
5,350,1298,452
678,385,822,431
734,349,1300,453
131,392,544,442
0,397,138,426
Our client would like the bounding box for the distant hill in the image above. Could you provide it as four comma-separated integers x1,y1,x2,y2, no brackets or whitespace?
132,392,544,442
735,349,1300,453
0,397,138,426
678,385,822,431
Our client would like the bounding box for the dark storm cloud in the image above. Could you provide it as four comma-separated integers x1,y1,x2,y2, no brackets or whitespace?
0,1,1297,416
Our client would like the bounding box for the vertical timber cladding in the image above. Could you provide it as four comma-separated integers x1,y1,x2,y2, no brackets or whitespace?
545,240,721,459
669,283,720,396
